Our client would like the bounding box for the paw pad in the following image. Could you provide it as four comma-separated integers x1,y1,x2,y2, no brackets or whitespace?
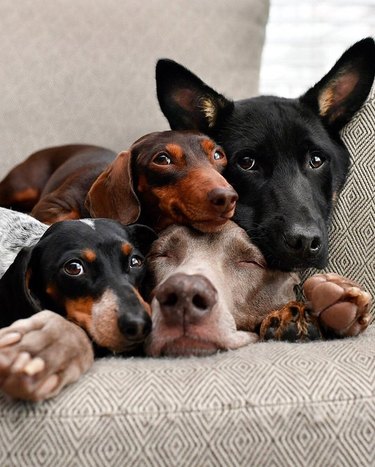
303,273,372,337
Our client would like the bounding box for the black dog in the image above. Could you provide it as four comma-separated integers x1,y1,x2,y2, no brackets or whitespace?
156,38,375,271
0,218,157,354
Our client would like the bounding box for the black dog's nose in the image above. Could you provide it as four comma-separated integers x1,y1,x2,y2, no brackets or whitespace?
284,226,322,256
155,273,217,325
118,313,152,341
207,187,238,213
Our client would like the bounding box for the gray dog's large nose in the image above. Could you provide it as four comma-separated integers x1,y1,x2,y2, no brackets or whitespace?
155,273,217,325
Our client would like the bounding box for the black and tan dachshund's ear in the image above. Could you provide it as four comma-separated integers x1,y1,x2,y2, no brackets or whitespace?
0,248,41,328
85,150,141,225
156,59,234,132
301,37,375,132
126,224,158,257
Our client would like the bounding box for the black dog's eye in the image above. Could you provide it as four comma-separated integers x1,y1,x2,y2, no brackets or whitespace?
309,154,325,169
213,150,225,161
153,153,172,165
237,155,257,171
130,255,144,268
63,260,84,276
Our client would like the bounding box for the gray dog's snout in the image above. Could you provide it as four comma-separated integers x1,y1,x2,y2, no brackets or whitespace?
155,273,217,325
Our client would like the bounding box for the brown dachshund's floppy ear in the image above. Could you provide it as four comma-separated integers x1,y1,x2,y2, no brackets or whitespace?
0,248,42,328
85,151,141,224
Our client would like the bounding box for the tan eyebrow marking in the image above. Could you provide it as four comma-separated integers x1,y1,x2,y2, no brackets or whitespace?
166,143,184,160
121,243,133,256
201,139,216,155
82,249,97,262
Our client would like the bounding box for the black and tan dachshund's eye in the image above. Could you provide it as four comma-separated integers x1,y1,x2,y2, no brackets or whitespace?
237,156,257,171
153,153,172,165
309,154,325,169
213,150,225,161
63,260,85,276
130,255,144,268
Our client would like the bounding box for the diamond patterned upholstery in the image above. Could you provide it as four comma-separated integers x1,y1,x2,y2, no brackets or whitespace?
1,327,374,466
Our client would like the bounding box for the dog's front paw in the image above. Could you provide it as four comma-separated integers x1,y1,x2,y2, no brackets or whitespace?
0,311,94,401
303,273,372,338
259,301,321,342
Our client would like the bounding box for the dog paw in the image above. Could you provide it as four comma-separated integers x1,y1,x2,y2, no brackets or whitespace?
303,273,372,337
259,301,321,342
0,311,94,401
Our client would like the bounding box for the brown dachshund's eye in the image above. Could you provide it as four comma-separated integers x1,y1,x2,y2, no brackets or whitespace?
153,153,172,165
130,255,144,268
213,150,225,161
63,260,85,276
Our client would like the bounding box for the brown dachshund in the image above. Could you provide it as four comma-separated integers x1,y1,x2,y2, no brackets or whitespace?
0,131,238,232
0,145,115,213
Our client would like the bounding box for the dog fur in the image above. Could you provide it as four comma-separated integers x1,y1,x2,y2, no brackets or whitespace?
156,38,375,271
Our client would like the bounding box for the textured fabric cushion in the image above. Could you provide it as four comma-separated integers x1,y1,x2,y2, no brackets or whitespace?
303,83,375,317
1,326,374,466
0,0,268,176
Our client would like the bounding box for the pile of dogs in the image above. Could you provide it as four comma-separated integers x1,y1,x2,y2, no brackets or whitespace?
0,38,373,400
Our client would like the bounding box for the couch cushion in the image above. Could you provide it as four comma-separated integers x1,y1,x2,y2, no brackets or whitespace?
1,326,374,466
0,0,268,176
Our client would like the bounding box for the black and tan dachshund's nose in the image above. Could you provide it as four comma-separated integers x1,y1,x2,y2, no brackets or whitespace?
155,273,217,326
207,187,238,214
118,313,152,342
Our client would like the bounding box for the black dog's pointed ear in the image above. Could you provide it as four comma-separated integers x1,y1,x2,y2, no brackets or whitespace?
0,247,41,327
300,37,375,132
156,59,234,132
126,224,158,256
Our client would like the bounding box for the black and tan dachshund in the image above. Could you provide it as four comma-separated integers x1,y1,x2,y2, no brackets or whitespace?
156,38,375,271
0,218,157,354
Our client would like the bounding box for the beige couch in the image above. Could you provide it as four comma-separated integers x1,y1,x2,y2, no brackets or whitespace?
0,2,374,466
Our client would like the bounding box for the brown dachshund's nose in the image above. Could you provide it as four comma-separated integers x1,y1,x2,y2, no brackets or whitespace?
155,273,217,326
207,187,238,214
